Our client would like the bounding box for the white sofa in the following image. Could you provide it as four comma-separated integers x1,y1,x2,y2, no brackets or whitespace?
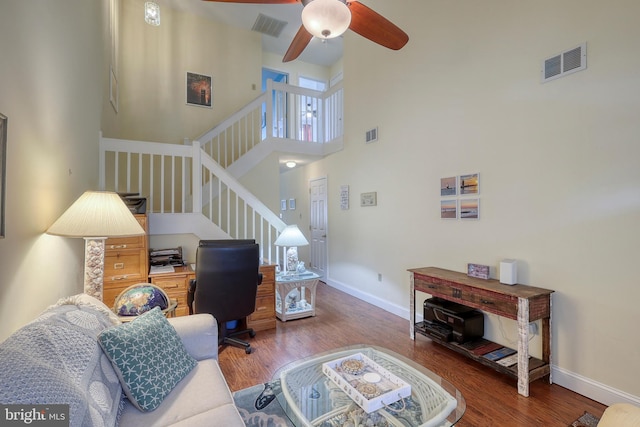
0,295,245,427
597,403,640,427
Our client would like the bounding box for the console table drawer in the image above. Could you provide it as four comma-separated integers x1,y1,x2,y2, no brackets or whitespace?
414,275,517,318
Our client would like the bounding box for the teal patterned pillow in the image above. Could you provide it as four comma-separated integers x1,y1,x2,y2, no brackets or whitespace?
98,307,197,411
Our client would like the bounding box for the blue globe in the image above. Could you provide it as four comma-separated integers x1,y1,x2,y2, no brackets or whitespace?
114,284,169,316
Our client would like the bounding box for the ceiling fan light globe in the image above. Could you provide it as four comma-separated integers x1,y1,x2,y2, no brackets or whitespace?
301,0,351,40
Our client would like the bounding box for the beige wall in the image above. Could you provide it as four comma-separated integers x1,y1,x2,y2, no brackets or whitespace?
0,0,105,341
103,0,263,144
284,0,640,401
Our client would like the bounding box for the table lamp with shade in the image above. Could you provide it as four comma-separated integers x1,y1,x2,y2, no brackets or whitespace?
46,191,145,301
274,224,309,275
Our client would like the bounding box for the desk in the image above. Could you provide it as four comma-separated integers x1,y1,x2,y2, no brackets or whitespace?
409,267,554,397
149,265,195,317
275,272,320,321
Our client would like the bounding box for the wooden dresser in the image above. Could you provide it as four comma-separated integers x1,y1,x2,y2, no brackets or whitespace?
149,265,195,317
102,214,149,310
247,264,276,331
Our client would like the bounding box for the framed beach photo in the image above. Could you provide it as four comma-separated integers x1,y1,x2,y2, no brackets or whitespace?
459,173,479,195
186,72,212,108
440,176,457,197
441,199,457,219
460,198,480,220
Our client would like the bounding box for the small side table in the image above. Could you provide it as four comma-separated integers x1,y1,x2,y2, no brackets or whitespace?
275,272,320,322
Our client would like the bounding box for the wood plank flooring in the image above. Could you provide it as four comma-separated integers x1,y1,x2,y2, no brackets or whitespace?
218,282,606,426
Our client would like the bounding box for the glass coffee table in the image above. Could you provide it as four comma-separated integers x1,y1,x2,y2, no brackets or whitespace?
271,345,465,427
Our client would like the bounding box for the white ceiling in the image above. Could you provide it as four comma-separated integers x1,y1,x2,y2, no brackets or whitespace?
158,0,344,67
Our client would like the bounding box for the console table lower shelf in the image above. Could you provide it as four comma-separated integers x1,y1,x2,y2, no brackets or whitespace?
414,322,550,383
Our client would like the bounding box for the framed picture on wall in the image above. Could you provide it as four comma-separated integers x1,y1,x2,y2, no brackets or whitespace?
460,198,480,220
281,200,287,211
440,176,457,196
459,173,479,195
289,198,296,210
0,113,6,238
186,72,212,108
441,199,457,219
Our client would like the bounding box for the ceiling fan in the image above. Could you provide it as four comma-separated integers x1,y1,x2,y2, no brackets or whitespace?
202,0,409,62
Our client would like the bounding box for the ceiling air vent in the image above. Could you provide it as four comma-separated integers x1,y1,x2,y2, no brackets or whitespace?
251,13,287,38
541,43,587,83
365,127,378,144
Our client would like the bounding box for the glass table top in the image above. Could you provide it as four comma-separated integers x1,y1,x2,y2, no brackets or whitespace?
271,345,465,427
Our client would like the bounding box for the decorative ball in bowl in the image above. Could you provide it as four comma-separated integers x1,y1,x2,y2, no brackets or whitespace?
114,283,169,316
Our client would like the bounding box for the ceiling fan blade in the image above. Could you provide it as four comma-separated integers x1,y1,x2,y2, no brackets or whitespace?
348,1,409,50
202,0,299,4
283,25,313,62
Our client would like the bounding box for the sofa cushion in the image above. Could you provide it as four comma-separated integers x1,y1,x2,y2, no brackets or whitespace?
0,295,122,427
98,307,197,412
118,359,244,426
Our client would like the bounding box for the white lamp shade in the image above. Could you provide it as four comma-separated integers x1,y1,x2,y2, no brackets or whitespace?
301,0,351,39
47,191,145,238
274,225,309,247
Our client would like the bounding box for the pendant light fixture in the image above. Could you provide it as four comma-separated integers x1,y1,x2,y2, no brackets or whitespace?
301,0,351,40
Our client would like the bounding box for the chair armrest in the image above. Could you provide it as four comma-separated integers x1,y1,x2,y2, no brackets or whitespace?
598,403,640,427
168,314,218,361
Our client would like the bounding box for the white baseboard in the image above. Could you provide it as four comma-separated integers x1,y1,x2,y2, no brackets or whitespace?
323,277,640,407
552,365,640,407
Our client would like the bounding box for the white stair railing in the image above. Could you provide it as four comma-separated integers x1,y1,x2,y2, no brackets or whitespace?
99,136,285,262
99,80,343,262
196,79,343,168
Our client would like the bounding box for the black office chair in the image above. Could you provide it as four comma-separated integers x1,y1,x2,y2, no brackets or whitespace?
188,240,262,354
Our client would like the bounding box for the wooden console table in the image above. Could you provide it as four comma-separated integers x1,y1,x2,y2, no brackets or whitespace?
409,267,554,397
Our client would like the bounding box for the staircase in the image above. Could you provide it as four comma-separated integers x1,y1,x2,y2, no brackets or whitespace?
99,79,344,262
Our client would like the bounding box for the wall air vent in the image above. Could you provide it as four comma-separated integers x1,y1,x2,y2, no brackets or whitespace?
541,43,587,83
365,127,378,143
251,13,287,38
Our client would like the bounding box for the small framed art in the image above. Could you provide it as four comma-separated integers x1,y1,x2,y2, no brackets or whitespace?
289,198,296,210
460,198,479,220
440,176,456,197
186,72,212,108
360,192,377,207
459,173,479,195
468,263,489,280
440,200,457,219
281,200,287,211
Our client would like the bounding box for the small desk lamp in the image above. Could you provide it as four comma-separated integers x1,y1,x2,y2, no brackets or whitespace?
274,225,309,274
47,191,145,301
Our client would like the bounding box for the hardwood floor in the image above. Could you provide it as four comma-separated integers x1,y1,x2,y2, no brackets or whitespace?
218,282,606,426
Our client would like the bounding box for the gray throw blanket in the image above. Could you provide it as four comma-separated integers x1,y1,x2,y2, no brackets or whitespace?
0,295,123,427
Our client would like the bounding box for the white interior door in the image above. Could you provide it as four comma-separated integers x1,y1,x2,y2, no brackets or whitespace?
309,177,328,277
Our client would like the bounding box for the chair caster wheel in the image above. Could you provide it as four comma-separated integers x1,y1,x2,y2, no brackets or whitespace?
245,347,252,354
249,331,256,338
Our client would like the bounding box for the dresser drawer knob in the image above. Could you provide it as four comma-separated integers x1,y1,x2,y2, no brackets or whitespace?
481,299,495,305
109,244,128,249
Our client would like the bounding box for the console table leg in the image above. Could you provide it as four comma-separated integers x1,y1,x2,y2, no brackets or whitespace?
517,297,530,397
410,273,416,340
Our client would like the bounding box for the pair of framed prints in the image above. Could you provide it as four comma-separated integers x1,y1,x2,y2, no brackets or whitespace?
440,173,479,220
